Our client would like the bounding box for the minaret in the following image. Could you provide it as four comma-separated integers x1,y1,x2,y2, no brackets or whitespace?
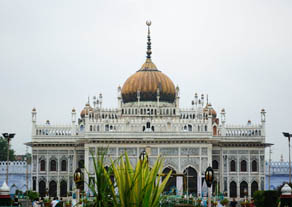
32,108,37,136
117,86,122,108
99,93,103,108
176,85,180,108
261,108,266,136
220,108,226,136
71,108,76,136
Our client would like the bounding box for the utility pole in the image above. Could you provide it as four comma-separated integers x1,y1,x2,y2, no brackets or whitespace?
268,146,272,190
26,146,29,191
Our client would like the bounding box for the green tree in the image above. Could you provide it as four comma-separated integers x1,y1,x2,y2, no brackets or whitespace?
0,137,16,161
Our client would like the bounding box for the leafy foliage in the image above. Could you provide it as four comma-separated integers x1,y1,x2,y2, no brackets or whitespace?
87,150,171,207
112,153,171,207
87,150,117,207
25,190,39,201
0,137,16,161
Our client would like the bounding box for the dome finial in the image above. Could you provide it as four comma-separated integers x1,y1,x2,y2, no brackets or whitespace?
146,20,152,59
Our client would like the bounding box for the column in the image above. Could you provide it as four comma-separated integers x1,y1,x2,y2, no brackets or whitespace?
177,176,183,195
36,152,39,193
84,146,89,193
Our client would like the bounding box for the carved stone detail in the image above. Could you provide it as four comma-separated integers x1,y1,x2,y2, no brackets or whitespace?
160,148,179,156
181,148,199,156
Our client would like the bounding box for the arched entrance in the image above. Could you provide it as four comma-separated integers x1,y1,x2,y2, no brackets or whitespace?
183,167,197,196
39,181,46,197
230,181,237,198
60,180,67,197
251,181,258,197
240,181,248,198
163,167,176,194
49,180,57,197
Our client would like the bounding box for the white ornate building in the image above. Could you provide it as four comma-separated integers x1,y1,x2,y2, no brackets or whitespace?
27,22,268,199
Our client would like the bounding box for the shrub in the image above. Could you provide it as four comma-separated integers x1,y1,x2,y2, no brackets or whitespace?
253,191,264,207
263,190,278,207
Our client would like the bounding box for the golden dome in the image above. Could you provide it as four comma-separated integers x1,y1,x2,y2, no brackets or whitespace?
80,103,92,118
121,58,176,103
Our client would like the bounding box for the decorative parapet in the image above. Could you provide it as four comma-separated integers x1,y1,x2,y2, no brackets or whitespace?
34,125,81,137
218,124,263,137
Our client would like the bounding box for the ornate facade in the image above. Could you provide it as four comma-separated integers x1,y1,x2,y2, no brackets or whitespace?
27,22,268,199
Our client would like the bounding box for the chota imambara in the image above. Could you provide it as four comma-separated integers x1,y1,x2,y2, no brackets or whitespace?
26,22,269,199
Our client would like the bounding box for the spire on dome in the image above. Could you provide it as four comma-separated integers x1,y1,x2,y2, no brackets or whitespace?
146,20,152,59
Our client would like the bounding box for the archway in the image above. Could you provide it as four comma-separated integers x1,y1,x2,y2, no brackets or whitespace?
49,180,57,197
39,181,46,197
163,167,176,194
240,181,248,198
183,167,197,196
251,181,258,197
230,181,237,198
60,180,67,197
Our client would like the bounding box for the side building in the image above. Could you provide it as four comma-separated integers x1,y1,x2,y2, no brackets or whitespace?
26,23,269,199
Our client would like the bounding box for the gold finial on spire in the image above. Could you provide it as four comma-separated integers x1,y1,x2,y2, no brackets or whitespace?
146,20,152,59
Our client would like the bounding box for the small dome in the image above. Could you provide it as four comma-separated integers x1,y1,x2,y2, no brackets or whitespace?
281,184,292,195
32,107,36,112
0,182,10,195
72,108,76,113
80,104,93,118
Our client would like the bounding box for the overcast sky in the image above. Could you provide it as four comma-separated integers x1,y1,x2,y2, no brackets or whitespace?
0,0,291,161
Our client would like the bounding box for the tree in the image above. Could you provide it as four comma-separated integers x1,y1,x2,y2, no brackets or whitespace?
0,137,16,161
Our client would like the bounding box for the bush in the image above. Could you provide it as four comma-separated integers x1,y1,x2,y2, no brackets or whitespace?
25,190,39,201
263,190,278,207
253,190,278,207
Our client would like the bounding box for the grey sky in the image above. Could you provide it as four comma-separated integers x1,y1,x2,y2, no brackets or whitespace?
0,0,291,161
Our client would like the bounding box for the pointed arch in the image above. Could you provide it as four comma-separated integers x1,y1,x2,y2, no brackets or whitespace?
230,181,237,198
49,180,57,197
230,160,236,172
240,181,248,198
60,180,67,197
241,160,247,172
183,166,197,196
163,167,176,194
251,181,258,197
39,180,46,197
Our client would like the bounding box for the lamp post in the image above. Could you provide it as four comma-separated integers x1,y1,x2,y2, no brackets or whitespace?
283,132,292,183
205,166,214,207
2,133,15,185
74,168,84,206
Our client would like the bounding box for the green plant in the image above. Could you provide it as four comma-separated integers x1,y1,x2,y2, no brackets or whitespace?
87,149,117,207
253,191,264,207
112,152,171,207
220,198,229,206
25,190,39,201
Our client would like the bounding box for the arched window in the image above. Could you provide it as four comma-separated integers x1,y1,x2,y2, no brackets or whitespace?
241,160,247,172
230,181,237,198
39,181,46,197
240,181,248,198
163,167,176,193
252,160,257,172
230,160,236,172
50,160,57,171
188,124,192,132
212,160,219,170
40,160,46,171
60,180,67,197
61,160,67,171
49,180,57,197
205,125,208,131
183,167,197,195
146,122,150,129
251,181,258,197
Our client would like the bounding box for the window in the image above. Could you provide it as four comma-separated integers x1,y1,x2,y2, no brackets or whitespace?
251,181,258,197
252,160,257,172
40,160,46,171
230,181,237,198
50,160,57,171
240,181,248,198
230,160,236,172
61,160,67,171
212,160,219,170
241,160,247,172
